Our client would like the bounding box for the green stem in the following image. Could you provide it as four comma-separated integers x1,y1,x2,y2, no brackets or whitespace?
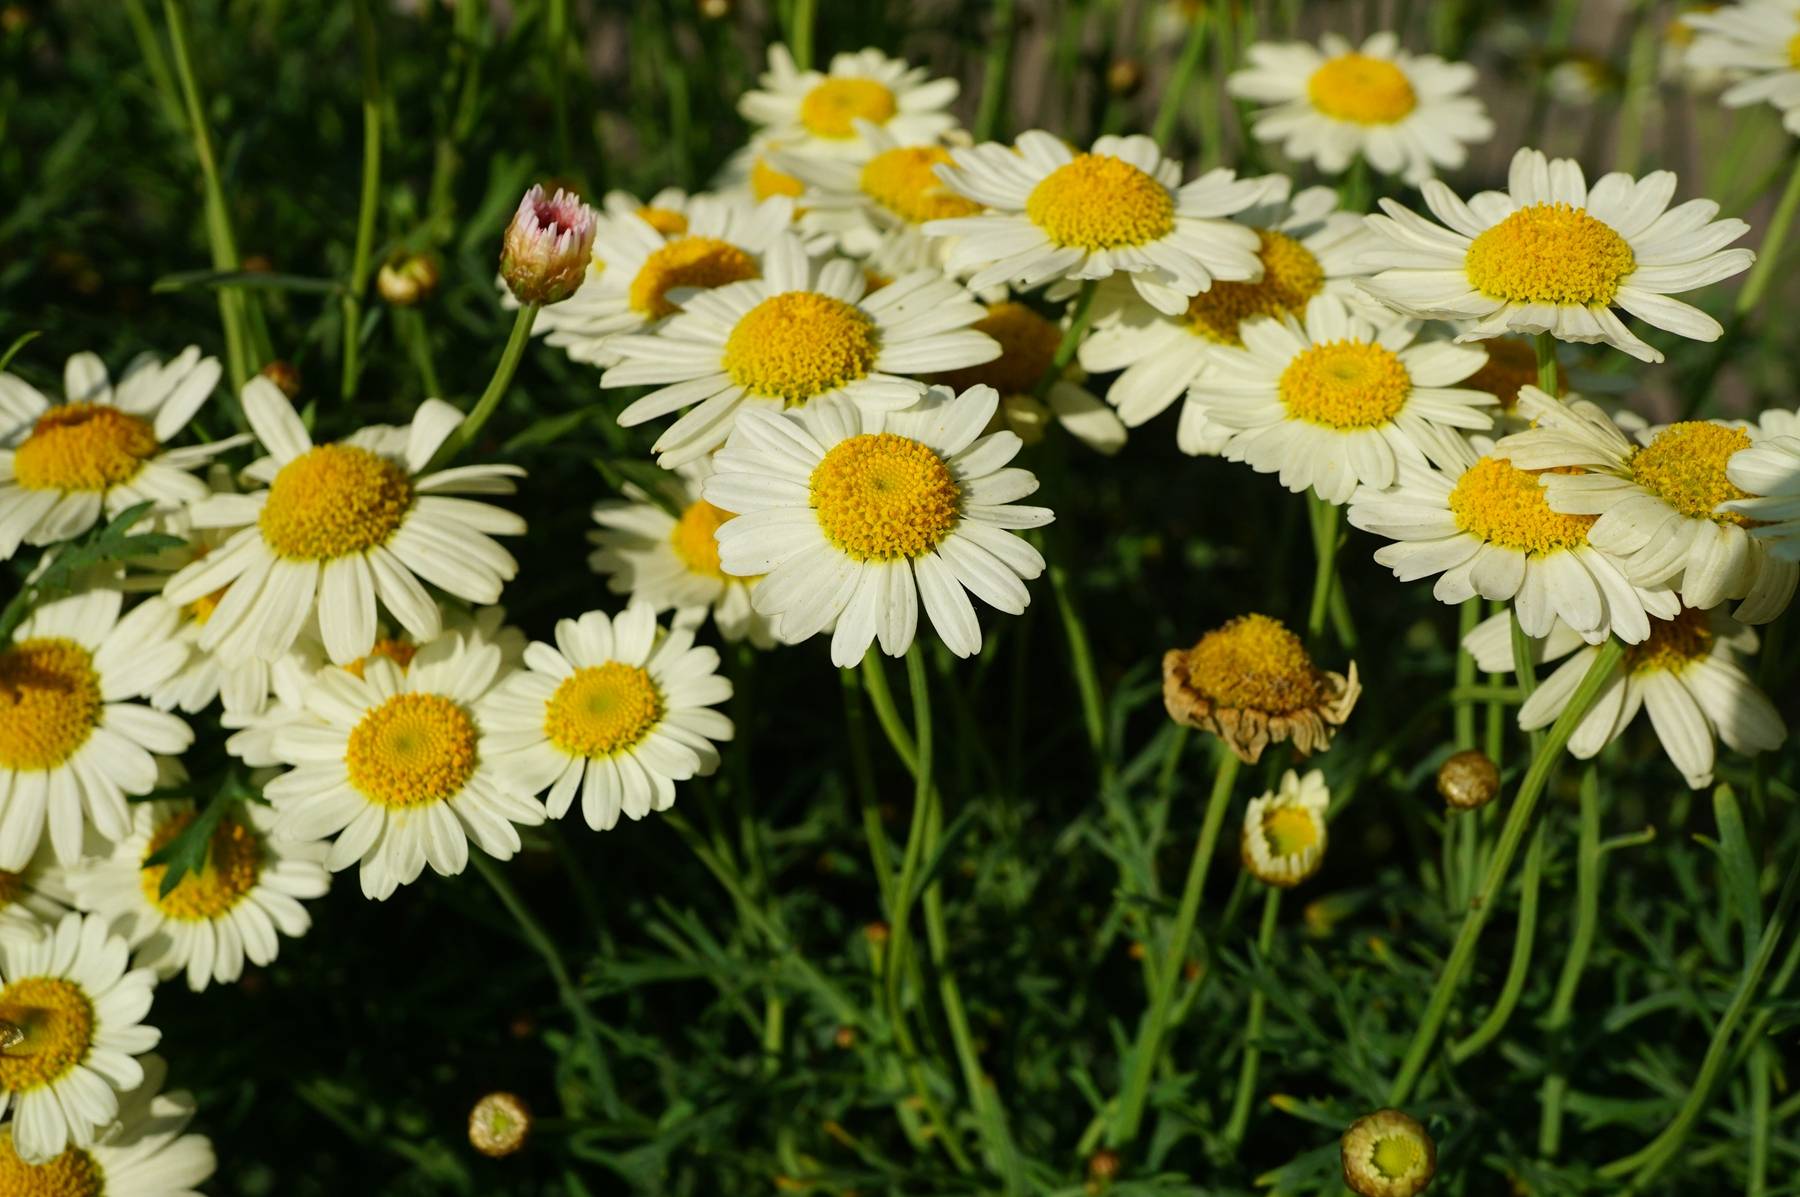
1738,149,1800,314
972,0,1016,143
394,307,445,400
1034,279,1099,400
121,0,187,133
1749,1043,1771,1197
1453,599,1479,748
429,304,538,469
791,0,818,71
1049,562,1107,773
1223,887,1282,1148
1150,7,1210,147
342,0,383,401
1305,493,1343,646
1612,1,1659,175
1533,332,1558,398
547,0,571,171
1537,765,1603,1156
1448,820,1545,1063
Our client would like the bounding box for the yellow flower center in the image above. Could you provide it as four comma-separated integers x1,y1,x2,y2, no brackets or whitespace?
1277,341,1411,429
345,638,420,680
670,499,735,579
1630,421,1755,525
798,78,897,137
0,1135,103,1197
1186,614,1324,712
1306,52,1418,124
1789,32,1800,67
1626,606,1715,674
0,638,101,772
182,584,230,626
751,155,805,201
139,810,263,921
12,403,159,492
0,977,93,1092
1448,457,1596,555
628,237,760,319
345,692,479,808
810,433,962,561
544,663,664,758
1464,336,1556,411
1025,153,1175,250
1183,229,1325,345
637,206,689,236
858,146,981,224
1262,806,1321,858
1370,1133,1425,1180
1465,203,1637,307
259,444,414,561
933,301,1060,397
722,292,879,404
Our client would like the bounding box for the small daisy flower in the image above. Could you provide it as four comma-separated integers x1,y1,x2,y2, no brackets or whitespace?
703,384,1054,666
262,632,545,901
1497,389,1798,623
65,799,329,992
1341,1108,1437,1197
160,380,526,666
1077,181,1375,449
0,1054,215,1197
1362,147,1755,363
1241,769,1330,887
738,44,959,160
1684,2,1800,131
1162,613,1360,764
600,233,998,467
1185,293,1494,501
1723,409,1800,562
0,348,240,559
1227,32,1492,183
0,912,160,1164
0,850,70,936
0,589,192,869
1347,434,1679,644
924,133,1279,317
480,604,734,831
589,465,777,648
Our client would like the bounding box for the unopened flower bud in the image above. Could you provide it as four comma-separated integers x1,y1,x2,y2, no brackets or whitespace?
1341,1108,1435,1197
1087,1148,1122,1181
241,254,274,274
469,1091,531,1158
378,252,441,307
834,1025,856,1050
258,360,302,400
1106,59,1144,98
500,185,598,305
697,0,730,16
1437,749,1500,811
863,921,890,946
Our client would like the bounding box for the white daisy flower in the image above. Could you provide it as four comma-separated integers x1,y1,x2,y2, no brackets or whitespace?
1184,292,1494,502
589,465,777,648
1226,32,1494,183
600,233,997,467
1362,147,1755,363
738,44,959,160
0,589,192,869
703,384,1054,666
1684,2,1800,131
1077,180,1375,449
0,912,160,1164
1464,606,1786,789
159,380,525,666
1723,408,1800,562
65,799,329,992
261,630,544,901
1348,433,1680,644
0,348,241,559
1241,769,1329,887
0,1054,215,1197
1496,388,1799,623
923,132,1278,316
479,604,734,831
0,849,71,937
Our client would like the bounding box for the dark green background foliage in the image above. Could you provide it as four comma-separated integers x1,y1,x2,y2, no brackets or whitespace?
3,1,1797,1194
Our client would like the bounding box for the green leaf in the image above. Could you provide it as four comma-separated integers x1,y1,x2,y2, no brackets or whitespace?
0,330,41,373
1711,784,1763,960
152,268,346,296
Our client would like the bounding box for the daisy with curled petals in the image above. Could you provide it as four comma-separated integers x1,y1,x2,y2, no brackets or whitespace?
589,466,778,649
0,1054,215,1197
1,588,192,869
66,798,328,992
0,912,160,1165
1185,293,1493,502
1347,433,1679,644
1464,606,1786,789
160,379,525,666
925,133,1278,317
1241,769,1330,888
738,44,959,160
262,631,544,901
0,348,240,559
1683,3,1800,132
702,384,1054,666
1362,147,1755,363
1496,388,1798,623
1077,180,1375,450
1226,32,1493,184
601,233,998,467
480,604,734,832
1723,408,1800,561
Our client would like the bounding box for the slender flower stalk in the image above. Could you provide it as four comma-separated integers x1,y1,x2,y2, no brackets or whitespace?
1448,820,1545,1063
1151,8,1211,146
1306,495,1343,647
1223,887,1282,1148
428,303,539,469
341,0,383,400
973,0,1017,142
1538,766,1604,1156
1738,151,1800,314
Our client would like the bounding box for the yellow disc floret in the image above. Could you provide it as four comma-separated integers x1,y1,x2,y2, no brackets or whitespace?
0,976,93,1092
1629,421,1754,525
1465,203,1637,307
0,1136,103,1197
1263,805,1322,858
1278,341,1411,429
345,692,479,808
933,302,1060,397
345,638,421,680
1307,53,1418,124
1626,606,1715,674
545,663,665,757
0,638,102,772
1789,32,1800,67
637,206,689,237
12,403,159,492
1185,614,1325,713
751,156,805,201
799,78,898,137
723,292,879,404
628,236,759,319
671,499,735,579
810,433,961,561
259,444,414,561
1449,456,1596,555
1184,229,1326,344
858,146,981,224
1025,154,1176,250
139,810,263,921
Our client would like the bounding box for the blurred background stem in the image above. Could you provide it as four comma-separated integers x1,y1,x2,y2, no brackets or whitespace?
342,0,383,401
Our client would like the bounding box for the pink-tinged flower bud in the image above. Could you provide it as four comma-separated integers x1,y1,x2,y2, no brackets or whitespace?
499,185,597,305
